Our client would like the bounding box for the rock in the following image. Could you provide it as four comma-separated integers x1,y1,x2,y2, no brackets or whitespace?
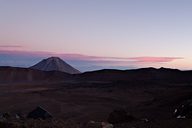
141,118,149,123
101,122,113,128
85,121,102,128
2,113,11,119
15,113,24,120
108,109,137,124
27,106,52,119
174,99,192,118
85,121,113,128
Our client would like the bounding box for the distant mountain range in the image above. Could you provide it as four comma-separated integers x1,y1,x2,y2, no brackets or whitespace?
30,57,81,74
0,67,192,85
79,67,190,83
1,57,192,84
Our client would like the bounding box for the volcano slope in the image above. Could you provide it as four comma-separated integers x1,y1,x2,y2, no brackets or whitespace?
1,67,192,128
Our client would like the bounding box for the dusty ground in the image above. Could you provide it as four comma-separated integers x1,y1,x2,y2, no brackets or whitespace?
0,81,192,128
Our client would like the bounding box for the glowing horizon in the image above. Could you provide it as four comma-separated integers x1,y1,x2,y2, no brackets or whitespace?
0,49,188,72
0,0,192,71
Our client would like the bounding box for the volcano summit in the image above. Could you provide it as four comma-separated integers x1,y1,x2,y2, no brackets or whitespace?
30,57,81,74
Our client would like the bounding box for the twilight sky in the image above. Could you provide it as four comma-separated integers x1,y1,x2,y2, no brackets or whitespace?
0,0,192,72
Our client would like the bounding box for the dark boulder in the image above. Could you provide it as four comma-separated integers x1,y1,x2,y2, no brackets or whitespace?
27,106,52,119
107,109,136,124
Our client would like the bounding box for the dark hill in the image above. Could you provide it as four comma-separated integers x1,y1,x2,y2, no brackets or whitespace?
79,67,192,83
1,66,192,85
0,66,71,84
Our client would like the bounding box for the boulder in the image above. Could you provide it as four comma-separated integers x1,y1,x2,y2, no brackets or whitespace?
107,109,136,124
85,121,113,128
27,106,52,119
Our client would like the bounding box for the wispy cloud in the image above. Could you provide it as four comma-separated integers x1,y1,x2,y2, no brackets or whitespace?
129,57,183,63
0,50,182,62
0,45,24,51
58,54,183,63
0,45,23,48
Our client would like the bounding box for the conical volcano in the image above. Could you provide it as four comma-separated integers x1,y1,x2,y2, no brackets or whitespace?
30,57,81,74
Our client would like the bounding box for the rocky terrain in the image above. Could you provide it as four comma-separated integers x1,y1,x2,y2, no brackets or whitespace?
1,66,192,127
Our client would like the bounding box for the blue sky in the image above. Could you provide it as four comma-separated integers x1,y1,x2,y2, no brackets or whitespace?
0,0,192,71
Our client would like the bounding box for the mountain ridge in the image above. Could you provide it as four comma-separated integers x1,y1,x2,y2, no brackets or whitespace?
1,66,192,84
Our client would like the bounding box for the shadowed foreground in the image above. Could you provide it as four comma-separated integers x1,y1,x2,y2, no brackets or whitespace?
1,67,192,127
0,82,192,128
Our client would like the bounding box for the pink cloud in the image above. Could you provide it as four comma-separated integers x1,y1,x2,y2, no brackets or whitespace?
0,45,23,48
0,45,24,51
129,57,183,63
0,50,54,56
0,50,183,63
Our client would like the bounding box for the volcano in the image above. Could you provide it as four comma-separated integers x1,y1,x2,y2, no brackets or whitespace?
30,57,81,74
